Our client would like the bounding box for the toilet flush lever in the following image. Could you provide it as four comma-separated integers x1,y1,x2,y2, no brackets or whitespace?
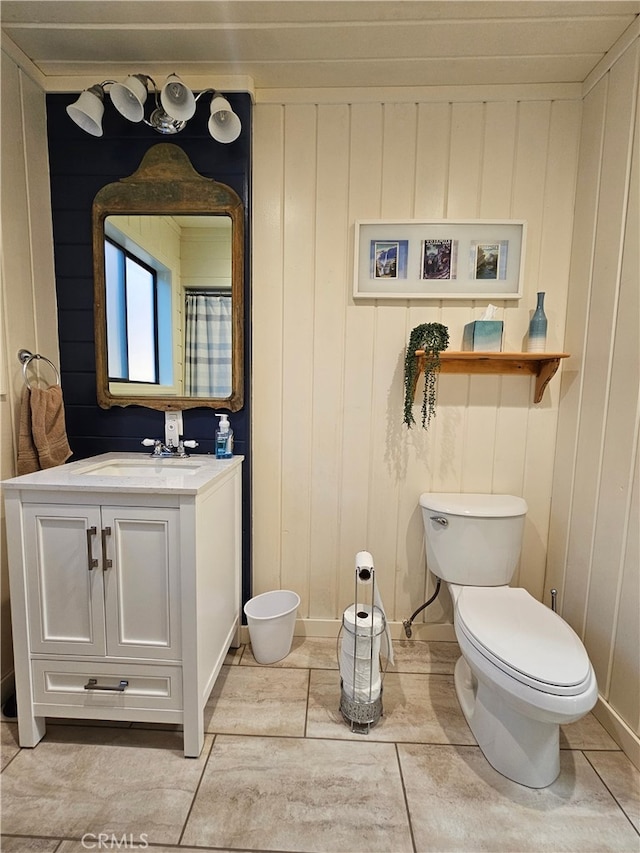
430,516,449,527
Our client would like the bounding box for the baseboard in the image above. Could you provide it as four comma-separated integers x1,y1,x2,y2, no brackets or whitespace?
239,618,457,646
593,696,640,771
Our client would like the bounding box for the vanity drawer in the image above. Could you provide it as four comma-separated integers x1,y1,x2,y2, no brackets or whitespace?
31,659,183,711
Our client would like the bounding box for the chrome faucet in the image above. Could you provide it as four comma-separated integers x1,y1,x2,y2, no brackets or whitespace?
141,438,199,457
141,412,199,457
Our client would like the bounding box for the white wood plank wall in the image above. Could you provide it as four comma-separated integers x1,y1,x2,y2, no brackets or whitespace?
549,36,640,765
252,86,583,639
1,54,58,697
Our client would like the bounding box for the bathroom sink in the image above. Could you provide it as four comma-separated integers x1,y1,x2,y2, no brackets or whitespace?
4,451,242,498
79,459,205,477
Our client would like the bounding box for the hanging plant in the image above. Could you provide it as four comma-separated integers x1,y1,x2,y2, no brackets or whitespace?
403,323,449,429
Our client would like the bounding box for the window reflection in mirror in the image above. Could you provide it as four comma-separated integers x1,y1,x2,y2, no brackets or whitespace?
104,214,233,400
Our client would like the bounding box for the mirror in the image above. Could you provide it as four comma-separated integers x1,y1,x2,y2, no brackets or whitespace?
93,143,244,411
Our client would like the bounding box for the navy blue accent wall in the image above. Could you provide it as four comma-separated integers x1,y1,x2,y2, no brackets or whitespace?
46,92,252,608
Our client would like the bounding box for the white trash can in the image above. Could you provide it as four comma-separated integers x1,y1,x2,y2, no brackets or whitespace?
244,590,300,664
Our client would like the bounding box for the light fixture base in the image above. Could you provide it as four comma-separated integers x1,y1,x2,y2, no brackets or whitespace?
148,108,187,135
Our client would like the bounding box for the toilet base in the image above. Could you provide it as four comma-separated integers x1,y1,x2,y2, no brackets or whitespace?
454,657,560,788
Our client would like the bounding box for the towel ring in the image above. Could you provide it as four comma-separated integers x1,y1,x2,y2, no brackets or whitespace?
18,349,61,389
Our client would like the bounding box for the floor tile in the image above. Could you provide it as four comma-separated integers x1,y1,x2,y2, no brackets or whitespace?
204,665,309,736
225,645,245,665
182,734,413,852
390,639,460,674
242,636,340,669
560,711,620,750
0,726,212,844
0,839,60,852
1,721,20,770
1,639,636,853
306,670,476,744
585,750,640,832
244,636,461,674
399,743,640,852
58,844,234,853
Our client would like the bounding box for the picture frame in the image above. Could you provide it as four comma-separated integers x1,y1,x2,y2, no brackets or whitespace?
353,219,526,299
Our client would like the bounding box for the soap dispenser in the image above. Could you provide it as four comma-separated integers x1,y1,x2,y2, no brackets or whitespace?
214,414,234,459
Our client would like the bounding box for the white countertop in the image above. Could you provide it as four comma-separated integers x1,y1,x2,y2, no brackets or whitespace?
2,452,243,495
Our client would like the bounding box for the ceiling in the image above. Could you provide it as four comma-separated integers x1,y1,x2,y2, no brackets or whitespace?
2,1,639,92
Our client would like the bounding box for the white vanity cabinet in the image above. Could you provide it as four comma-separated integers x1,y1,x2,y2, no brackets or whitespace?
23,504,181,659
3,453,243,758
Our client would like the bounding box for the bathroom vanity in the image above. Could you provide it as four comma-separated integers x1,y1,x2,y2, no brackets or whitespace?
3,452,243,757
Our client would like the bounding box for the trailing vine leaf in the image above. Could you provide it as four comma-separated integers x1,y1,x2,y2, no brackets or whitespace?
403,323,449,429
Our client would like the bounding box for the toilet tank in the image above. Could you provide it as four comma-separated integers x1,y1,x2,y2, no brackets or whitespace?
419,493,527,586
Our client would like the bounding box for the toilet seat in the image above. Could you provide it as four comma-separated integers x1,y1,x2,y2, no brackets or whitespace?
455,587,592,696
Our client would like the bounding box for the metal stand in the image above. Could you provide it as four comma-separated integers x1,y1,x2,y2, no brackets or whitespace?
339,684,383,734
338,565,385,734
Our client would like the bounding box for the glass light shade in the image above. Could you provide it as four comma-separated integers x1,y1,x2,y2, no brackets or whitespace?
160,74,196,121
110,75,148,122
208,96,241,143
66,87,105,137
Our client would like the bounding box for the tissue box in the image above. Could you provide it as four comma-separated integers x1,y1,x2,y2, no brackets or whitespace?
462,321,503,352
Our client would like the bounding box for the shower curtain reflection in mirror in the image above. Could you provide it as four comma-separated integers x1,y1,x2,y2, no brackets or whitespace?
184,292,232,397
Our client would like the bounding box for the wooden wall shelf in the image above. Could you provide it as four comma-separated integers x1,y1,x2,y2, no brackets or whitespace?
415,351,570,403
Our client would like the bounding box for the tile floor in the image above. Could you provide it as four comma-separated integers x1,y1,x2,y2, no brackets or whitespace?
1,637,639,852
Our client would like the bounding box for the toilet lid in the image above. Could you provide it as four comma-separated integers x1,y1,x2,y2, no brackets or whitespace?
455,587,592,693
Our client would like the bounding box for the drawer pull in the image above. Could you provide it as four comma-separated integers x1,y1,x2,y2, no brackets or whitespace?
86,526,98,570
84,678,129,692
101,526,112,570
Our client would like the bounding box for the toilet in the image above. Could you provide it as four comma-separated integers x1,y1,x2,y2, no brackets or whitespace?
420,492,598,788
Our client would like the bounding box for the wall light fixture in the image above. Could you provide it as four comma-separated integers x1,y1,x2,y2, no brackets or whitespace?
66,73,242,143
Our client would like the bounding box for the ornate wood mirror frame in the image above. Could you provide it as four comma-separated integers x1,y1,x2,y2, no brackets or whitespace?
93,143,244,411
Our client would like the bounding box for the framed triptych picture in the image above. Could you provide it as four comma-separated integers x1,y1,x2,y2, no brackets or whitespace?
353,220,526,300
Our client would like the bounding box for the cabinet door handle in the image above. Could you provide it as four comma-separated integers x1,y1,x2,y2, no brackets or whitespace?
86,526,98,570
84,678,129,692
101,526,112,570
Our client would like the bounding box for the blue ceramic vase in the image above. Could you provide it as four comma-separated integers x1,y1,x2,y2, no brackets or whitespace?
527,291,547,353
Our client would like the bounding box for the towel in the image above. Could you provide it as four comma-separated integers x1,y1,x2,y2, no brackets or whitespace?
17,387,39,474
17,385,72,475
